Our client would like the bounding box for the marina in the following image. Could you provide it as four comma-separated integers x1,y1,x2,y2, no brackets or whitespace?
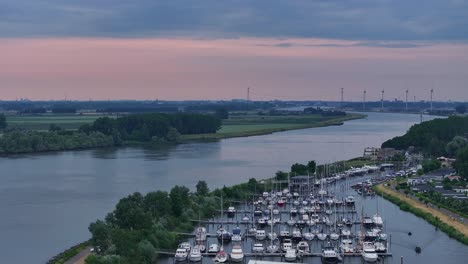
165,168,395,263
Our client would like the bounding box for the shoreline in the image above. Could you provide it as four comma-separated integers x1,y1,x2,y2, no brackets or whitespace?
374,183,468,245
181,113,365,141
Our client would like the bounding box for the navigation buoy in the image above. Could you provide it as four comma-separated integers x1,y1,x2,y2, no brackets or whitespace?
415,246,422,254
408,231,412,236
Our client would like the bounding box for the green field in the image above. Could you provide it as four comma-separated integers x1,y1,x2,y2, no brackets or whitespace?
182,113,365,140
6,114,108,131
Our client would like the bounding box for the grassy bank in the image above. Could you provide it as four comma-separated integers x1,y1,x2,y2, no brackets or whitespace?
181,113,365,141
374,184,468,245
6,114,109,131
47,240,90,264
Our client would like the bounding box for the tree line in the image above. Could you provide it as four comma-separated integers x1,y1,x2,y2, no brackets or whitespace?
0,113,221,154
80,113,221,143
382,116,468,157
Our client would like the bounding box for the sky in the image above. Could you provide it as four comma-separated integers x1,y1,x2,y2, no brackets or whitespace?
1,0,467,101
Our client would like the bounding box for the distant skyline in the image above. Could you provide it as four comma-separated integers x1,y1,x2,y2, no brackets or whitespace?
1,1,467,101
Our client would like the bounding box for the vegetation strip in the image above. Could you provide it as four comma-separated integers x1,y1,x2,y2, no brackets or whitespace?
47,241,91,264
374,184,468,245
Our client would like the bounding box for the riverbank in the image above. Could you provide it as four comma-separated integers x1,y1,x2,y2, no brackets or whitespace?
181,113,365,141
374,183,468,245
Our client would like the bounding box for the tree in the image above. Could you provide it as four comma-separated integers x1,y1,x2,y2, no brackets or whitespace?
0,113,6,130
455,104,466,114
275,171,288,181
215,108,229,119
307,160,316,174
49,124,62,132
422,159,441,173
291,163,308,175
166,127,181,143
196,181,209,196
89,220,111,253
454,146,468,180
446,136,468,157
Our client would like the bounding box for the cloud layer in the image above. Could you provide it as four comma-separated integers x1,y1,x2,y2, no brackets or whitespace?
1,0,467,40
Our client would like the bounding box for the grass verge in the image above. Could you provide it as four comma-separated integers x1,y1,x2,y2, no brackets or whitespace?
47,240,90,264
181,113,365,141
374,184,468,245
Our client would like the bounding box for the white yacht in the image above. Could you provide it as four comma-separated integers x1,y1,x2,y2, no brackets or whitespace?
188,247,202,262
361,242,378,263
341,228,351,237
340,239,355,254
208,244,219,253
256,229,266,240
297,241,310,253
174,248,188,262
214,249,228,263
330,231,340,241
195,226,207,242
322,243,339,263
372,213,384,227
317,232,327,241
268,231,277,240
282,238,293,252
345,196,355,205
178,242,191,253
303,231,315,241
374,241,387,253
285,248,297,262
266,242,280,253
230,245,244,263
252,243,264,253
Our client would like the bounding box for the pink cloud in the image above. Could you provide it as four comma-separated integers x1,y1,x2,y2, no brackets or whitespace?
1,38,467,101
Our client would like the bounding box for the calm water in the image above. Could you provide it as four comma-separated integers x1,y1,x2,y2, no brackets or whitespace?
1,112,465,264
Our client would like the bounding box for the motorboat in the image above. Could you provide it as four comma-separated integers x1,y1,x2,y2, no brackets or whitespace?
217,227,232,241
188,247,202,262
227,206,236,218
252,243,264,253
256,229,266,241
363,216,373,228
230,245,244,263
303,231,315,241
241,214,250,223
268,231,277,240
287,218,297,226
372,214,384,227
254,207,263,217
374,241,387,253
282,239,293,252
231,226,242,242
195,244,206,253
292,228,302,242
361,242,378,263
284,248,297,262
208,244,219,253
290,208,298,217
317,232,327,241
277,198,286,207
178,242,191,253
340,239,355,254
321,243,340,263
341,228,351,237
345,196,355,205
266,242,280,253
330,231,340,241
297,241,310,253
280,230,291,239
214,249,228,263
273,208,280,215
195,226,207,242
343,218,353,227
174,248,188,262
257,218,267,227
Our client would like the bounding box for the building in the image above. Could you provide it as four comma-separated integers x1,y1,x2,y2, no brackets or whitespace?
289,175,314,196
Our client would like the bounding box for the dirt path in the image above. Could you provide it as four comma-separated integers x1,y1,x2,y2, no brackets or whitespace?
64,247,92,264
376,184,468,237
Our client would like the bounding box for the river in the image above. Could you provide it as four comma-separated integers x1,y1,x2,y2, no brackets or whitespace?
0,112,465,263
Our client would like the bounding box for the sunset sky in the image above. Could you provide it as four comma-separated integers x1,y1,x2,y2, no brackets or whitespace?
1,0,467,101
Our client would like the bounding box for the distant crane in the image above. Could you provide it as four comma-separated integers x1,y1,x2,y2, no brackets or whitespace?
430,88,434,113
380,89,385,112
362,90,366,110
341,88,344,109
405,89,409,111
